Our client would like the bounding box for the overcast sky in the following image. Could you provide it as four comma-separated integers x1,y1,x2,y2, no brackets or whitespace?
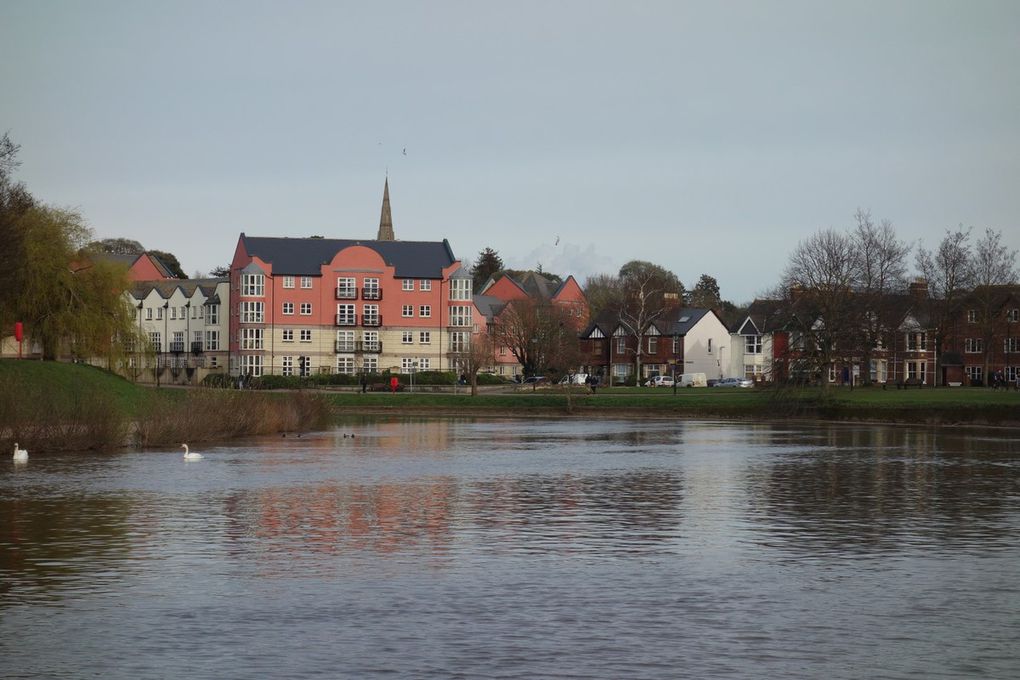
2,0,1018,302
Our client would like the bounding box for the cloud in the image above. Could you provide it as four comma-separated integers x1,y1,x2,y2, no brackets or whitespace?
505,241,618,284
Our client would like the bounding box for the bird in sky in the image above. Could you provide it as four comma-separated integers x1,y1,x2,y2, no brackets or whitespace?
555,235,560,246
402,147,407,155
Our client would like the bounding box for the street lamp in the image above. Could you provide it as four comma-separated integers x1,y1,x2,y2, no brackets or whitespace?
185,300,191,381
136,300,143,381
160,301,169,387
410,360,418,392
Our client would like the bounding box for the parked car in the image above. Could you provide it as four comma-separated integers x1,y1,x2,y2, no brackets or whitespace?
678,373,707,388
523,376,547,384
644,375,675,387
559,373,589,385
714,377,754,388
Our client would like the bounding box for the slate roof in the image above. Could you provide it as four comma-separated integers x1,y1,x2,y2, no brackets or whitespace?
581,307,715,338
472,294,507,323
130,278,227,301
240,234,457,278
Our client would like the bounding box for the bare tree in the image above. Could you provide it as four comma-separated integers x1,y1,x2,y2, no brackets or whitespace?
491,297,576,378
617,260,683,382
915,227,975,382
583,273,624,319
781,229,861,386
969,228,1019,381
853,209,911,384
451,331,496,397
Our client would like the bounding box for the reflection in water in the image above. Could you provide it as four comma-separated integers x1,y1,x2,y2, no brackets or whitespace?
1,418,1019,680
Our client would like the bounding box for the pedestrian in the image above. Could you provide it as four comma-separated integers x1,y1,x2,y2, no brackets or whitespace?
390,376,398,393
360,374,368,393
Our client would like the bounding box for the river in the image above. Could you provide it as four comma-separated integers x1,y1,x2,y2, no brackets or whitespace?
2,418,1018,679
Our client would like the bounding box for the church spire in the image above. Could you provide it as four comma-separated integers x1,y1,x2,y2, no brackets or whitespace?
377,177,395,241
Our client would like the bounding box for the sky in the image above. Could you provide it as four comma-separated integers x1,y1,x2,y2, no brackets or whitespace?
2,0,1018,302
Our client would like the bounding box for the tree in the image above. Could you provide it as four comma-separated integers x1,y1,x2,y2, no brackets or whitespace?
617,260,684,381
450,331,496,396
970,228,1019,381
852,209,910,384
916,227,975,383
148,249,187,279
0,133,35,334
89,237,145,255
491,297,577,379
688,274,721,309
471,247,504,293
583,273,624,318
780,229,861,386
209,265,231,278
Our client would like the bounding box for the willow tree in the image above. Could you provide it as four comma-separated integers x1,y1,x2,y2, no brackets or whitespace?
11,206,134,361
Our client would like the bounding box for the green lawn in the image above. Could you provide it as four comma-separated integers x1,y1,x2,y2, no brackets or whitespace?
0,358,153,416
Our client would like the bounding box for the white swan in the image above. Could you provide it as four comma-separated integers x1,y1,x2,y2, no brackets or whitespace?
181,443,203,461
13,443,28,462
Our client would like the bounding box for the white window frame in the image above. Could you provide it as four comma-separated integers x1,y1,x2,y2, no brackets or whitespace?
300,276,313,289
402,279,414,291
419,305,431,318
241,328,264,350
300,302,312,316
402,305,414,318
450,279,471,301
283,276,295,289
242,274,265,297
402,331,413,344
240,301,264,323
282,329,294,343
300,329,312,343
282,302,294,315
420,280,432,291
419,331,431,345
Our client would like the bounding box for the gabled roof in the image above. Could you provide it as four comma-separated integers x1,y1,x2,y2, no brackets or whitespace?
472,294,507,323
239,234,457,278
580,307,716,338
130,278,227,301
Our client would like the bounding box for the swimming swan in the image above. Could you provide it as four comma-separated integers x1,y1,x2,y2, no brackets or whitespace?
13,443,28,462
181,443,203,461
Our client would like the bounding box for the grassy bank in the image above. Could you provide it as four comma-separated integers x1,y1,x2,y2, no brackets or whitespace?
0,360,333,452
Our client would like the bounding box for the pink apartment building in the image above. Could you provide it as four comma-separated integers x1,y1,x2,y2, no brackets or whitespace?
227,182,481,377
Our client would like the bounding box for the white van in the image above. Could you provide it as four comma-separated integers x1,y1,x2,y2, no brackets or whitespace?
678,372,707,388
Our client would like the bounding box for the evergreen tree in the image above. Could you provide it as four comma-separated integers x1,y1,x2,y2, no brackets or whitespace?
471,247,504,293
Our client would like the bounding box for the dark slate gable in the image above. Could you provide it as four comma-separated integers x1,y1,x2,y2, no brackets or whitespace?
240,234,457,278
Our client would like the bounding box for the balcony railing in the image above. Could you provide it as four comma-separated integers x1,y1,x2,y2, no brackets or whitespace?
191,341,204,355
362,315,382,327
335,314,358,326
169,342,186,354
362,287,382,301
335,341,383,353
335,288,358,300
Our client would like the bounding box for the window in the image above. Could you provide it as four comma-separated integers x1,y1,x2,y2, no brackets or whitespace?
282,356,294,376
363,331,380,352
336,330,355,352
298,356,311,377
282,302,294,315
363,304,380,326
708,338,713,353
1008,309,1020,323
449,331,469,352
419,305,431,318
191,305,197,319
362,356,378,372
419,358,430,370
336,304,356,325
240,355,263,377
870,359,887,383
402,305,414,317
206,305,219,325
672,337,680,354
966,365,983,385
180,306,187,319
906,332,927,351
300,302,312,315
402,279,414,291
402,331,414,344
450,279,471,301
363,277,381,300
336,277,356,299
241,328,264,350
170,306,177,320
1007,365,1020,382
907,361,927,383
420,280,432,292
156,306,163,320
283,276,295,289
1005,338,1020,353
450,305,472,326
242,274,264,296
193,330,203,347
401,357,417,371
300,329,312,342
336,356,355,375
965,338,984,353
419,331,431,345
149,332,161,352
647,337,657,353
145,308,153,321
301,276,313,289
967,309,977,323
744,364,763,380
204,330,219,351
282,329,294,342
170,331,184,352
616,337,626,355
240,301,264,323
745,335,762,354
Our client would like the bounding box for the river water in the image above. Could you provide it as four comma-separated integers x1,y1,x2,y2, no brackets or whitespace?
2,418,1018,679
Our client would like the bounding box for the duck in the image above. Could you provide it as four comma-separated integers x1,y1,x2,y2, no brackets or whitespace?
181,443,203,461
13,443,28,462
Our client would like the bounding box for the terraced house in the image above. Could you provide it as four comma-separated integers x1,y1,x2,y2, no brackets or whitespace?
227,181,479,377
